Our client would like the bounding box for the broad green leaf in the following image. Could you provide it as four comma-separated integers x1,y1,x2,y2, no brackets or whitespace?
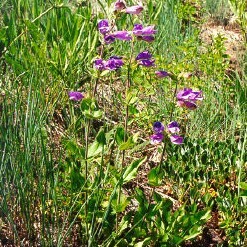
119,136,135,150
87,129,106,158
112,194,130,213
240,182,247,190
148,167,164,186
134,237,151,247
115,127,125,145
122,157,146,184
87,141,103,158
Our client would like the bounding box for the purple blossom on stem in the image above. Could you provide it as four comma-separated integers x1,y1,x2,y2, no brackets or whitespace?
114,0,126,11
125,5,143,14
133,24,156,42
138,59,155,67
177,100,197,110
94,59,105,70
132,24,143,35
68,91,84,101
150,133,164,145
136,51,155,67
155,70,170,78
136,50,152,60
177,88,203,101
138,35,155,42
98,19,110,35
133,24,156,36
105,56,124,70
167,121,180,133
176,88,203,110
170,135,184,145
112,31,132,41
104,34,115,44
153,121,164,133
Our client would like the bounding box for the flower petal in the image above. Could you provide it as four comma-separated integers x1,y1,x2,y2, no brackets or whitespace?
153,121,164,133
150,133,164,145
68,91,84,101
167,121,180,133
170,135,183,145
125,5,143,14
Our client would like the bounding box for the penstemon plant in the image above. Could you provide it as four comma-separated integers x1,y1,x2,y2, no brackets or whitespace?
65,1,209,246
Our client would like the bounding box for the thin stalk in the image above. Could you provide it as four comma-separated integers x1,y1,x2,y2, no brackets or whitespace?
93,44,105,96
159,78,178,166
238,130,247,197
84,118,90,240
116,40,135,231
148,78,179,207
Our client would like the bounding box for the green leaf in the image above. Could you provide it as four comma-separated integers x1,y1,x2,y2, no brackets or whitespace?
84,109,102,119
87,141,103,158
87,129,106,158
240,182,247,190
100,70,110,77
119,133,139,151
134,237,151,247
122,157,146,184
112,193,130,213
148,167,164,186
115,127,125,145
96,129,106,145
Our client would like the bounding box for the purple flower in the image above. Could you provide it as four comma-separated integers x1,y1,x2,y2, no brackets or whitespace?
177,88,203,102
153,121,164,133
155,70,170,78
167,121,180,133
138,35,155,42
136,50,153,60
132,24,143,36
133,24,157,36
140,25,157,36
114,0,126,11
68,91,84,101
98,19,110,35
125,5,143,14
138,59,155,67
104,34,115,44
150,133,164,145
133,24,156,42
112,31,132,41
177,100,197,110
105,56,124,70
136,51,155,67
176,88,203,110
94,59,105,70
170,135,183,145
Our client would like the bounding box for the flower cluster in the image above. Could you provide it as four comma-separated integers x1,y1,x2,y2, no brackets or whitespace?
176,88,203,110
150,121,184,145
98,19,157,45
94,56,124,71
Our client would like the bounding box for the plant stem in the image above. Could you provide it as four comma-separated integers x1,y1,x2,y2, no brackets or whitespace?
159,78,178,166
116,40,135,231
84,118,89,241
148,79,179,207
93,44,105,96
